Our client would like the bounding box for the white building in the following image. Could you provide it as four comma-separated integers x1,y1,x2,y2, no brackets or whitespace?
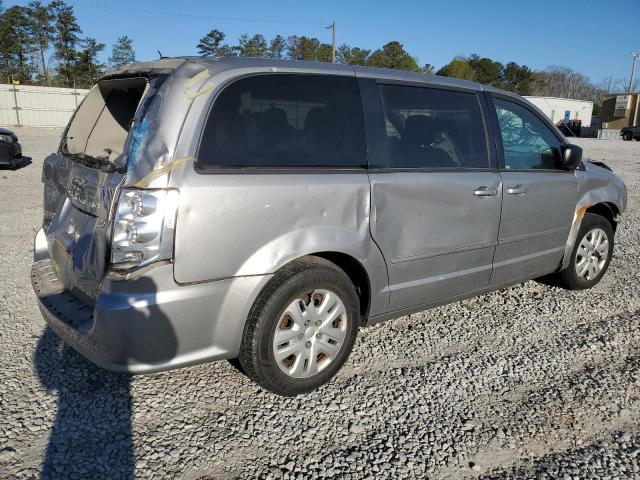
524,96,593,127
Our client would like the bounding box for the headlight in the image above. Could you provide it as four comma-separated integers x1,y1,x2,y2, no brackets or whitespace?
0,134,14,143
111,188,179,271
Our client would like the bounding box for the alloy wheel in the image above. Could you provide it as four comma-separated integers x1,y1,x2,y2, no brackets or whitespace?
575,227,609,280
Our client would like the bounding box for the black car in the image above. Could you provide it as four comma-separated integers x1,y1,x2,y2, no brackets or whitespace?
621,125,640,141
0,127,22,169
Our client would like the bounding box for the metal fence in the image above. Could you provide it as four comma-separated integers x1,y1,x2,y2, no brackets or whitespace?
0,84,90,128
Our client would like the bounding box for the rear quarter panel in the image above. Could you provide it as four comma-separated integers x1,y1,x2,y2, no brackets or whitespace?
172,168,390,317
166,63,389,317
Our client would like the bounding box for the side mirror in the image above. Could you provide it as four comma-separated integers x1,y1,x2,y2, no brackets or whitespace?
561,144,582,169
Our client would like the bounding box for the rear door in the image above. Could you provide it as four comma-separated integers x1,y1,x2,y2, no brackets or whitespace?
362,80,502,312
42,77,152,300
487,95,577,285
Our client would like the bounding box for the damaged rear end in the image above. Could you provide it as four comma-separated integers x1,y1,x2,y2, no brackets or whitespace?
31,59,203,370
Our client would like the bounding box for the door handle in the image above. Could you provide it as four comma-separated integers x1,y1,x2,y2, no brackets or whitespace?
473,186,498,197
506,184,528,195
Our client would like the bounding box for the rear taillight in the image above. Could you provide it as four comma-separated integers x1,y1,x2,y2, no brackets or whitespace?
111,188,179,271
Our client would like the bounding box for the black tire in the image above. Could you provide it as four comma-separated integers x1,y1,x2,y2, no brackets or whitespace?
557,213,614,290
622,132,632,141
226,357,245,375
238,256,360,396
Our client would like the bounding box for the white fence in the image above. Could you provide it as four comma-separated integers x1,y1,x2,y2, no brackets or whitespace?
0,84,89,128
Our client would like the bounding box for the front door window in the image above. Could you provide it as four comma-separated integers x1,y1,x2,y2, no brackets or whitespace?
494,98,562,170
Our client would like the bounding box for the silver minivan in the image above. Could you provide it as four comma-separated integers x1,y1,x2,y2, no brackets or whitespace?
32,57,627,395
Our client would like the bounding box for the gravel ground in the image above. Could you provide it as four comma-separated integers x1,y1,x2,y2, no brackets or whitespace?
1,129,639,480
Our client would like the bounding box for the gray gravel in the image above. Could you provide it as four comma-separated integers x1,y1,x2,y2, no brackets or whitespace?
1,129,639,479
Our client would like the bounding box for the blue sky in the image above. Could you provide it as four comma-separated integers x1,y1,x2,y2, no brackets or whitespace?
7,0,640,85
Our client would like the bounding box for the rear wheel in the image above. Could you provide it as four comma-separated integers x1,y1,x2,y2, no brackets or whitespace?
622,131,633,141
238,257,360,396
557,213,614,289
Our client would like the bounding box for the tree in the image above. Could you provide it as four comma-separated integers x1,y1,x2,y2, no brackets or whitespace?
108,35,135,68
51,0,82,87
367,41,419,72
268,34,286,59
197,29,233,57
235,33,268,58
315,43,333,63
286,35,320,61
337,44,370,66
0,6,38,83
27,1,55,85
421,63,435,75
467,54,502,86
74,37,104,86
532,65,605,106
501,61,533,95
436,56,476,80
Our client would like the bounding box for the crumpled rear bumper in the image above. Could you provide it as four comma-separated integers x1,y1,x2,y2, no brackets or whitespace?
32,228,271,374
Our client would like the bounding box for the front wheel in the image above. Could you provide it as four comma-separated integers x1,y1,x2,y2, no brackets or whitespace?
557,213,614,289
622,131,633,141
238,257,360,396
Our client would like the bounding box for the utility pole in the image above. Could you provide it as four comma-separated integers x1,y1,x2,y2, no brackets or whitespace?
629,52,640,93
326,20,336,63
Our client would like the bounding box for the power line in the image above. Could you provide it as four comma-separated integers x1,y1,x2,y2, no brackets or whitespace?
68,2,329,26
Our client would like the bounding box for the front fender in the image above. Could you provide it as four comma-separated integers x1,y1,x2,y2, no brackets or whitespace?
561,167,627,270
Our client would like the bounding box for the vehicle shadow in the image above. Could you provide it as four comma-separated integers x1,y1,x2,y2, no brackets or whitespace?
0,156,32,170
534,273,568,289
14,156,33,169
35,277,177,479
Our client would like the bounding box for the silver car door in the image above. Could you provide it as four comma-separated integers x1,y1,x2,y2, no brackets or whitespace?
366,82,502,312
489,96,578,285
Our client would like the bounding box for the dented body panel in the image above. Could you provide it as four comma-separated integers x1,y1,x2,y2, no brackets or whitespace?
369,171,502,312
32,56,628,375
41,153,124,300
561,161,627,269
172,169,390,316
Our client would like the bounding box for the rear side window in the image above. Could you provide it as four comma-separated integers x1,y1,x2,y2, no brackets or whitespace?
198,74,366,168
378,84,489,169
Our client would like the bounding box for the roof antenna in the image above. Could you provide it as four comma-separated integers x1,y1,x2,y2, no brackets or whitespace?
157,50,165,59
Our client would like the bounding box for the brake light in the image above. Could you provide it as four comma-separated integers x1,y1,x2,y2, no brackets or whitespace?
111,188,179,271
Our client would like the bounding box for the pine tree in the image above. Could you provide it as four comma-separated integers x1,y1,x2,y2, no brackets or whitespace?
27,1,56,85
235,33,268,58
109,35,135,68
367,41,420,72
197,29,231,57
286,36,320,61
74,37,104,86
0,6,38,83
50,0,82,87
268,35,286,59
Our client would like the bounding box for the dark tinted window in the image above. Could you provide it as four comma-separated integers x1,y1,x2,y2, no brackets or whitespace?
378,85,489,169
494,98,562,170
198,74,366,168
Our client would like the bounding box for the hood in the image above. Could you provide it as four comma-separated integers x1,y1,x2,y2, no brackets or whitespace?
0,127,16,136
